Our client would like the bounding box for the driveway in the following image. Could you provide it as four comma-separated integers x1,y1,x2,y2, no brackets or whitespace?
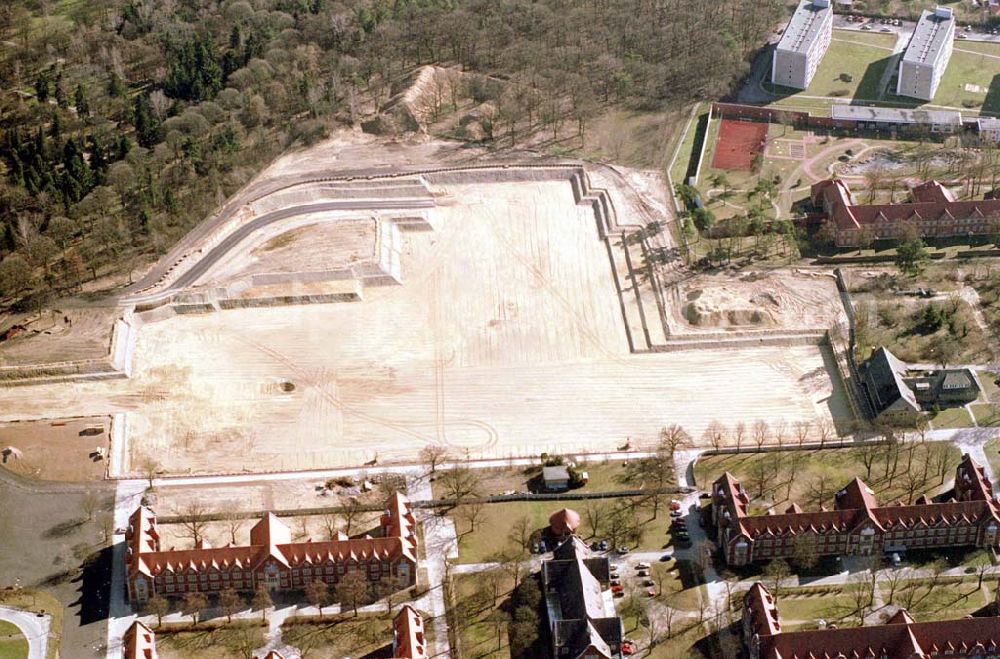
0,605,50,659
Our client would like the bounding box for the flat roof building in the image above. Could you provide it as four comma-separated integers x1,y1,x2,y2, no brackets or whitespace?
772,0,834,90
829,105,963,132
897,7,956,101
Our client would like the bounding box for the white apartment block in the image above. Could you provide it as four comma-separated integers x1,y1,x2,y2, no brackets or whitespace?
896,7,955,101
771,0,834,90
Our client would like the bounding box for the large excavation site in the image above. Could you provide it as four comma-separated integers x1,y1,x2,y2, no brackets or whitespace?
0,134,850,476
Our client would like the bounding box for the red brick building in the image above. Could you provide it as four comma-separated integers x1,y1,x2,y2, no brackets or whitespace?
711,454,1000,566
126,492,417,604
393,604,429,658
743,581,1000,658
811,178,1000,247
122,620,157,659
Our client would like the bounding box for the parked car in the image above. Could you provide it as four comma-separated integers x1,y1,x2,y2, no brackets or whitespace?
610,578,621,587
637,569,649,577
622,641,636,656
643,579,656,587
660,552,674,562
598,540,609,551
861,24,871,30
614,590,625,598
611,584,624,594
670,510,683,518
669,499,683,511
616,546,629,555
675,531,690,541
880,27,891,32
636,561,651,570
671,519,687,528
646,587,657,597
958,33,968,39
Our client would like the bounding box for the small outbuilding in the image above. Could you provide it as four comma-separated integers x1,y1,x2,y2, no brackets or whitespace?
542,465,571,491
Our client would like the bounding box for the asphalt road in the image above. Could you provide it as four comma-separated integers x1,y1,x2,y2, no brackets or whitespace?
0,605,50,659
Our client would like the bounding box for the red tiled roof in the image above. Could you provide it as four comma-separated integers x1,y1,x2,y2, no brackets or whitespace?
393,604,428,658
129,493,418,581
811,178,1000,234
744,582,781,637
122,620,157,659
956,453,996,503
549,508,582,535
747,583,1000,659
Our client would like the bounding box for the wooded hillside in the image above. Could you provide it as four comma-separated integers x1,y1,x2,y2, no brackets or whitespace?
0,0,784,305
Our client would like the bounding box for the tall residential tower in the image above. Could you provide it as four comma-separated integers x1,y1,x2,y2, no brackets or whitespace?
771,0,834,90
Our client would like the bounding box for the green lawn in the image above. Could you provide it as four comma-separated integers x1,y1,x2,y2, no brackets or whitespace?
281,613,395,658
766,31,897,103
930,406,976,429
694,443,961,512
0,621,28,659
0,591,62,659
670,105,707,186
934,46,1000,113
453,573,512,659
885,579,993,619
451,496,677,564
774,590,860,629
971,404,1000,427
155,622,266,659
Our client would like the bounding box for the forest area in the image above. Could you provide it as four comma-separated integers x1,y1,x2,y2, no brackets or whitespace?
0,0,786,307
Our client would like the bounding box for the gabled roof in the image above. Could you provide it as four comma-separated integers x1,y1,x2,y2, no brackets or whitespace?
543,536,622,657
393,604,428,659
747,582,1000,659
956,453,997,504
127,493,418,583
813,177,1000,237
122,620,157,659
860,347,920,415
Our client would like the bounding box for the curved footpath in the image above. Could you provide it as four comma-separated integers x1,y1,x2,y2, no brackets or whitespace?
0,606,50,659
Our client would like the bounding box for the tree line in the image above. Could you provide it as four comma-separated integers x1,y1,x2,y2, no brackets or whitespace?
0,0,786,306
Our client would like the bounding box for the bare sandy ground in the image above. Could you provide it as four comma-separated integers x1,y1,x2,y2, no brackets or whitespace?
0,306,118,365
0,180,847,475
668,270,846,332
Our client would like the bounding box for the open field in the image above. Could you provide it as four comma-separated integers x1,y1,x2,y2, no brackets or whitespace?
281,613,397,657
0,416,110,481
765,30,897,104
155,622,266,659
878,42,1000,113
0,621,27,659
0,306,118,366
0,181,844,476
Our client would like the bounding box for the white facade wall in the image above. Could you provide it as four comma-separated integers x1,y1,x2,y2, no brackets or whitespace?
771,3,833,90
896,11,955,101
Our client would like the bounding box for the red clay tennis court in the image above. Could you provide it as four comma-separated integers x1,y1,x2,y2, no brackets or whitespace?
711,119,769,171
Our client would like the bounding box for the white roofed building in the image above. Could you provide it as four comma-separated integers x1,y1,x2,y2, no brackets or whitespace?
772,0,834,90
897,7,956,101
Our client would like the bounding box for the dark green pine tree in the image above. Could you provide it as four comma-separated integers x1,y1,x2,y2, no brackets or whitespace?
133,93,161,148
74,84,90,117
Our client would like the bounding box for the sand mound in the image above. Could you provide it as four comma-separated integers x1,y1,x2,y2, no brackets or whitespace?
683,289,778,328
671,270,845,332
363,66,465,136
